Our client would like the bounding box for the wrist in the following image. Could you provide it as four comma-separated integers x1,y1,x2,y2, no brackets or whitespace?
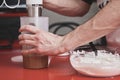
59,35,73,53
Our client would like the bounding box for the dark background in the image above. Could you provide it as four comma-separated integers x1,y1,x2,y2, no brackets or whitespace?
0,0,26,48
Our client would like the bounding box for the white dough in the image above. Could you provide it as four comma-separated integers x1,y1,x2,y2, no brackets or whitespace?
70,50,120,77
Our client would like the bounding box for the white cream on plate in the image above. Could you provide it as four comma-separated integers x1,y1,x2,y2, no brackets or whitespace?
70,50,120,77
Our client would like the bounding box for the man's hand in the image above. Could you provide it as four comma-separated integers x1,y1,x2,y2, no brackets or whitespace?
18,25,67,56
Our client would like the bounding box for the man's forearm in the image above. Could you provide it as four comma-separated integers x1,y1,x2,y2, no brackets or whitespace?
62,0,120,51
43,0,91,16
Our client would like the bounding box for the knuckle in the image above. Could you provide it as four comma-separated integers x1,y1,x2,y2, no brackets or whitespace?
34,42,39,47
36,28,40,33
18,35,21,39
23,25,30,30
22,40,27,44
34,35,40,41
19,34,24,40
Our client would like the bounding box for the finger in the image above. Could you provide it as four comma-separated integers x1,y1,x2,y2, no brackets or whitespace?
21,49,54,56
21,49,36,55
18,34,35,40
19,25,40,34
19,40,37,47
21,48,46,56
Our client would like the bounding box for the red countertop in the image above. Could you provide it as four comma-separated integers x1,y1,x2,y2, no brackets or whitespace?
0,12,27,17
0,41,120,80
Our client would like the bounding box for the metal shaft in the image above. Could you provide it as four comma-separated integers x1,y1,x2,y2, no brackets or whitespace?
27,4,42,17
